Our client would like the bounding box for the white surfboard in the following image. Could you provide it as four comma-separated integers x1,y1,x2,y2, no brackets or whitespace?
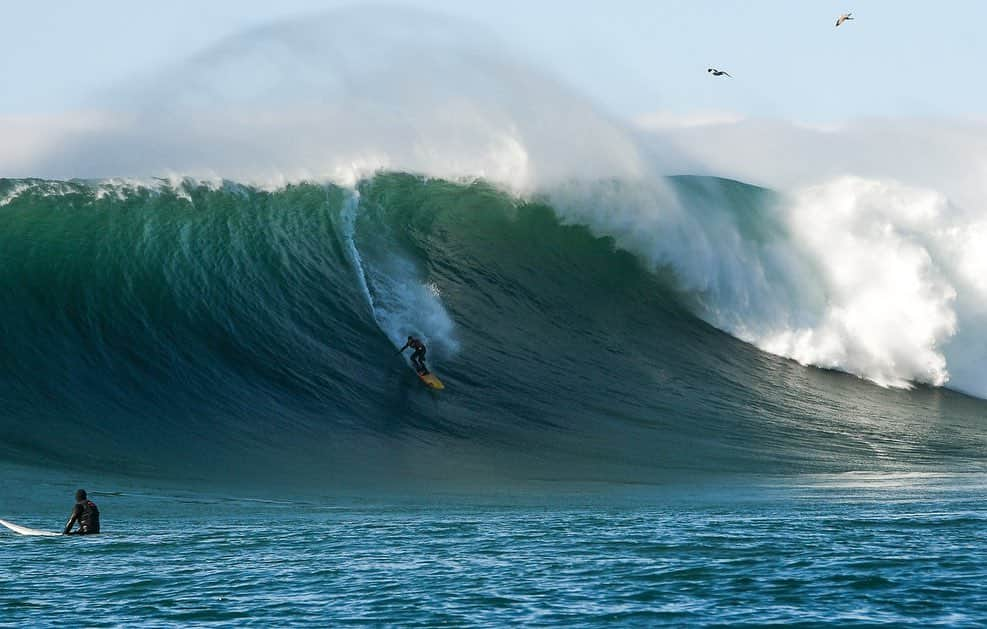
0,519,60,537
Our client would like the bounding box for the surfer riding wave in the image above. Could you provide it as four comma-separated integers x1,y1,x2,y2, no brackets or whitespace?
398,335,429,374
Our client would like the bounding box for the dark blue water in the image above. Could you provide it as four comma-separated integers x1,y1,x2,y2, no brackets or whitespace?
3,468,986,626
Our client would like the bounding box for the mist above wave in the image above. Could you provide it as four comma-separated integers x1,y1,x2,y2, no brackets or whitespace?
22,7,662,192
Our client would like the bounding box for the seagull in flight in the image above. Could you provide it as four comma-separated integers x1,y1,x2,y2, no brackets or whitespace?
835,12,854,27
707,68,732,78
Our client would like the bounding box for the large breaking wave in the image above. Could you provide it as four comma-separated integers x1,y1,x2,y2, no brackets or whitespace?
1,8,986,483
0,175,985,484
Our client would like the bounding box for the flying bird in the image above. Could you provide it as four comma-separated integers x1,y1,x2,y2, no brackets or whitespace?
707,68,732,78
835,12,854,27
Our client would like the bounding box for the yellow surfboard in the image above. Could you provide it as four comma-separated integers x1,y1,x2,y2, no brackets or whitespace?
418,372,445,390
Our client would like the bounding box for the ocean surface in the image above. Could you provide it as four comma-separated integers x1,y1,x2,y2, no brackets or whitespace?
2,173,986,625
3,468,987,626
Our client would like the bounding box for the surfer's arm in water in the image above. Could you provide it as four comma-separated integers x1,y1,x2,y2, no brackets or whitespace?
397,342,409,354
63,504,82,534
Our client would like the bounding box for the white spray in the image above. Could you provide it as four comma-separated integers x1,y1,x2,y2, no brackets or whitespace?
338,189,459,363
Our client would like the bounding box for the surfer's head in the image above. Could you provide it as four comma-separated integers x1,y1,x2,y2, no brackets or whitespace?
408,335,414,341
75,489,87,501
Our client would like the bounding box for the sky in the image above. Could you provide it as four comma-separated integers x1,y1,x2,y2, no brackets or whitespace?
1,0,985,123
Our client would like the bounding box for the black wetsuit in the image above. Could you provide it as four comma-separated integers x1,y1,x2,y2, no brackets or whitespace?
401,338,428,374
64,499,100,535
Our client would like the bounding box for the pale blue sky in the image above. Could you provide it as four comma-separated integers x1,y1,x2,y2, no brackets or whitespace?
1,0,983,122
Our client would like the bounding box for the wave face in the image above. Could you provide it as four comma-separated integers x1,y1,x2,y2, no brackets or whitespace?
0,174,985,485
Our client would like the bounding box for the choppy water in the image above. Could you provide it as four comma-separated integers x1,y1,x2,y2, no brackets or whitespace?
3,472,986,626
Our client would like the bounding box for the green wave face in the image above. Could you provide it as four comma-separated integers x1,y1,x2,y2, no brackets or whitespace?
0,174,984,487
